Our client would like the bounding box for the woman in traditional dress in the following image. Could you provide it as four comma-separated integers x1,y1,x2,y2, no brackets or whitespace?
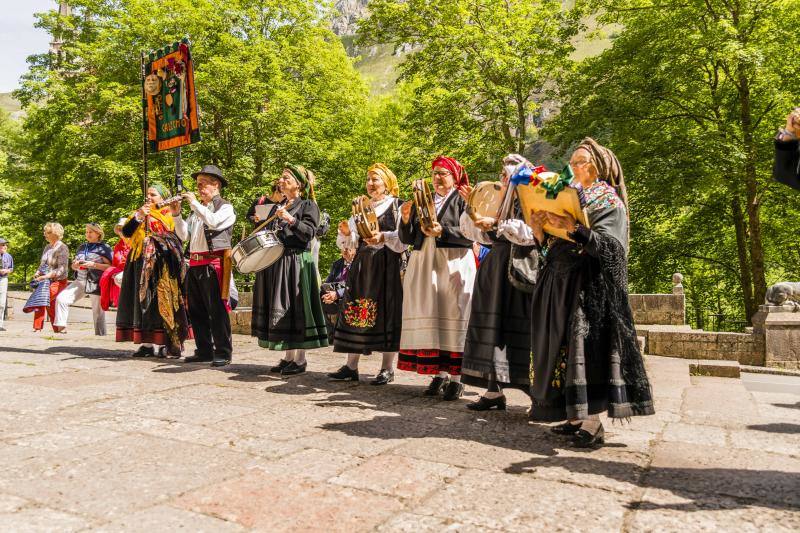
457,154,537,410
251,164,328,376
327,163,407,385
116,183,190,359
397,156,476,400
509,138,654,447
27,222,70,332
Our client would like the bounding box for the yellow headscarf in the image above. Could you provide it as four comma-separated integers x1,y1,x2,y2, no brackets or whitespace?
367,163,399,197
128,207,175,260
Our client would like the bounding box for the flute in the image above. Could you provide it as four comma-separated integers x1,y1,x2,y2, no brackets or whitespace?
154,194,184,208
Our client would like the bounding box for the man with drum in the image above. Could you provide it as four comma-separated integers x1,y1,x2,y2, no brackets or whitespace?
175,164,236,367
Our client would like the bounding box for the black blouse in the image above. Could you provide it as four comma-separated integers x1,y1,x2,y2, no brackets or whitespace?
399,191,472,249
268,198,320,252
774,138,800,191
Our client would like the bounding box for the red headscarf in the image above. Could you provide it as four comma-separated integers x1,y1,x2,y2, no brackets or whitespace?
432,156,469,189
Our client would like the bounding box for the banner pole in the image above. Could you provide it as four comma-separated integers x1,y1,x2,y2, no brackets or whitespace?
140,51,148,200
175,146,183,193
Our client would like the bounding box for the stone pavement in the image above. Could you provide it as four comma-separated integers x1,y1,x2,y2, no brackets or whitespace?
0,296,798,532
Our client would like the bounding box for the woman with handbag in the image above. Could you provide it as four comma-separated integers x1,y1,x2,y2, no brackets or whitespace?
327,163,407,385
457,155,538,411
26,222,70,332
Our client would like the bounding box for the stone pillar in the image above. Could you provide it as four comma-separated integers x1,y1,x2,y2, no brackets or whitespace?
751,304,800,369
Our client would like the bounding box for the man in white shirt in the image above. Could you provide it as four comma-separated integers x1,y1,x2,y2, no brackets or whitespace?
174,164,236,366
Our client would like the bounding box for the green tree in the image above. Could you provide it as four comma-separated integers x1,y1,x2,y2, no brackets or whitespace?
549,0,800,324
8,0,371,275
359,0,584,174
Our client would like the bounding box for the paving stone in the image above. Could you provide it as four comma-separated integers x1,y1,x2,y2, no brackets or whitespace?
330,454,461,501
0,434,249,521
413,469,630,530
92,394,259,425
176,470,404,532
9,424,124,452
92,505,246,532
662,422,727,447
626,488,800,532
246,448,364,481
0,493,29,513
0,506,92,532
376,513,492,532
647,441,800,508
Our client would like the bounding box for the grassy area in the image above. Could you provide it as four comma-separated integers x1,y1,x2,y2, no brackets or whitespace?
0,93,21,115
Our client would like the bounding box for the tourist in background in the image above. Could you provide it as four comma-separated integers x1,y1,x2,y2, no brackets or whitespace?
99,218,131,311
321,245,356,345
0,237,13,331
27,222,70,332
54,223,112,335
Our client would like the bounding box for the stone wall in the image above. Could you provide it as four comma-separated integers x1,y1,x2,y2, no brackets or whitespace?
752,305,800,370
643,327,764,366
629,294,685,326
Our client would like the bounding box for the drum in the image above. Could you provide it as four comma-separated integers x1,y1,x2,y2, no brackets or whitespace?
232,229,284,274
466,181,504,221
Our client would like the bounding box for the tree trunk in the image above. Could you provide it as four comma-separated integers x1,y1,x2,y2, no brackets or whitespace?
737,67,767,315
730,195,754,319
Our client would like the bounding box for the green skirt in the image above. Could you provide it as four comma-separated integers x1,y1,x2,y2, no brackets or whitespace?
254,251,329,351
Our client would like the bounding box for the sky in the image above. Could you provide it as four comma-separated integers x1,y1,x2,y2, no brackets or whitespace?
0,0,56,93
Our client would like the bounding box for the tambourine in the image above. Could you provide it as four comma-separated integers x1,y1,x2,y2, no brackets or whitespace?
466,181,505,222
412,179,436,231
352,195,379,240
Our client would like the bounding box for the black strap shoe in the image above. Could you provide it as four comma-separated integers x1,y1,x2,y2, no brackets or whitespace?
423,376,449,396
184,353,214,363
442,381,465,401
466,395,507,411
572,425,605,448
211,358,231,367
281,361,307,376
328,365,359,381
270,359,291,373
370,369,394,386
550,421,583,435
132,346,155,358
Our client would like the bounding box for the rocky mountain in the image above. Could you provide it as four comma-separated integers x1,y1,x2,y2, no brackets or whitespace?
331,0,370,37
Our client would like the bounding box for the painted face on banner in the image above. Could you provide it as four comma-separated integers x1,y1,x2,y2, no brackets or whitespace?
144,73,161,96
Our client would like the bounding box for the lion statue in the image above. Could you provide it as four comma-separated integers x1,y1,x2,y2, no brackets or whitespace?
765,282,800,309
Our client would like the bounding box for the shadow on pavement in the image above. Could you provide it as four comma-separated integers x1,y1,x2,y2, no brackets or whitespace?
746,422,800,434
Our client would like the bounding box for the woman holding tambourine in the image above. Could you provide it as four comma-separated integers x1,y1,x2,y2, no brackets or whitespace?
397,156,476,401
457,154,538,412
250,164,328,376
327,163,407,385
504,138,654,447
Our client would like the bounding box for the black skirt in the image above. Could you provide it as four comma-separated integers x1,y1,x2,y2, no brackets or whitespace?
461,241,532,391
332,244,403,354
115,251,190,348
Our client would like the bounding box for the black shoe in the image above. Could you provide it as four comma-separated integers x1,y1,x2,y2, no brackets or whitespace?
370,369,394,386
423,376,448,397
270,359,291,373
572,425,605,448
184,353,214,363
466,395,507,411
132,346,155,358
442,381,464,401
550,421,583,435
281,361,307,376
156,346,182,359
328,365,359,381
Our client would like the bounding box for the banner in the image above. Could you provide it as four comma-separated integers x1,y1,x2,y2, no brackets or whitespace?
142,39,200,153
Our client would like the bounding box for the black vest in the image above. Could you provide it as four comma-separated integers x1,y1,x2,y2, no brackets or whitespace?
199,195,233,251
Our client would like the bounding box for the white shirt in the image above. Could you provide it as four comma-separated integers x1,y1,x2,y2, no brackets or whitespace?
337,195,407,254
174,196,237,253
